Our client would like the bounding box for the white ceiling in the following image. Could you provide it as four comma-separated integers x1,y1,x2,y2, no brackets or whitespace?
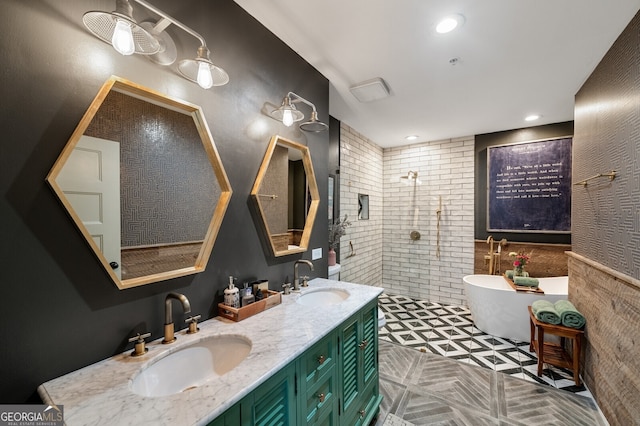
233,1,640,148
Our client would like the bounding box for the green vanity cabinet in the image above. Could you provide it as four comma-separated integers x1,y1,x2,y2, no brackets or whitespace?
210,299,380,426
299,333,339,425
208,403,240,426
338,300,381,426
240,365,298,426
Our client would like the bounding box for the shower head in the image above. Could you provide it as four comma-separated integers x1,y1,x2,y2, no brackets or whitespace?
400,171,421,185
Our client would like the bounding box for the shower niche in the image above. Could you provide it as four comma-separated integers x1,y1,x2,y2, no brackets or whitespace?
358,194,369,220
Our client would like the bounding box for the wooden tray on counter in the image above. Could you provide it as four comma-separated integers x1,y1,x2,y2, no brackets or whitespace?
503,274,545,294
217,290,282,322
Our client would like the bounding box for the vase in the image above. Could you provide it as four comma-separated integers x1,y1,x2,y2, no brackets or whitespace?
514,267,524,277
328,249,336,266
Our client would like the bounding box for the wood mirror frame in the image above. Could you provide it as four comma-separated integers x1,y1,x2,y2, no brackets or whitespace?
46,76,232,289
251,135,319,257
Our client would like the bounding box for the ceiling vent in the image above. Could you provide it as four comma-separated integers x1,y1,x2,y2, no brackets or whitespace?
349,78,390,102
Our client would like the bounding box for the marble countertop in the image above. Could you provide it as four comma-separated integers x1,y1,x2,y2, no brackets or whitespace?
38,279,383,426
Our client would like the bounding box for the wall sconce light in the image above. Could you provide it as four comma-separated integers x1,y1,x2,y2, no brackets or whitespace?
269,92,328,132
83,0,228,89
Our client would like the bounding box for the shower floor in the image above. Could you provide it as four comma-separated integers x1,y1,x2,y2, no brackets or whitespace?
378,293,595,399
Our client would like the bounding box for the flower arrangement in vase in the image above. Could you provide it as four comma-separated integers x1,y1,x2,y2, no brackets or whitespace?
328,215,351,266
509,251,530,276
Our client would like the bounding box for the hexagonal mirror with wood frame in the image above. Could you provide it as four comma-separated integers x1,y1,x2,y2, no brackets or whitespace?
251,135,319,257
47,76,232,289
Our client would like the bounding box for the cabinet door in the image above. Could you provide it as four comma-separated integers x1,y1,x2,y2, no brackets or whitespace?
338,314,361,421
339,300,381,425
361,302,378,389
242,364,297,426
342,378,381,426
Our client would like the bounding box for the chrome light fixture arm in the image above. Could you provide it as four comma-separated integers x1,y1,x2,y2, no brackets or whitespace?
133,0,207,48
287,92,318,114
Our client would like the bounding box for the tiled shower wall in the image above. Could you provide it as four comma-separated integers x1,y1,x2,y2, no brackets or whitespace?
339,122,475,305
383,137,475,304
338,123,384,287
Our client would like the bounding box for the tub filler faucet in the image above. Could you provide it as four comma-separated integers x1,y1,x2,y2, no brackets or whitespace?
293,260,314,291
162,292,191,344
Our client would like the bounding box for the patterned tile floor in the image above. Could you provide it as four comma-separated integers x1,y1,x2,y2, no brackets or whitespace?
375,340,606,425
377,293,596,400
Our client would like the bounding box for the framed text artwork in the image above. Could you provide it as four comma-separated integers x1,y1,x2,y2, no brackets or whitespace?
487,137,572,233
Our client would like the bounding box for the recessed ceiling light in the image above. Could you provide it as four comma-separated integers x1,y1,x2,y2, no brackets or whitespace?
436,14,464,34
405,135,419,141
525,114,541,122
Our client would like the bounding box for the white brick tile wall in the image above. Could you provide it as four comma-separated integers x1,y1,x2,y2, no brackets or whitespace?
339,123,475,305
338,123,384,288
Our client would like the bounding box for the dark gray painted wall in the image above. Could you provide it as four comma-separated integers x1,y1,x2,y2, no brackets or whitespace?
0,0,328,402
474,122,574,244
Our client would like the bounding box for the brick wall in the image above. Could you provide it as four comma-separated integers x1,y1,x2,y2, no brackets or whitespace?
338,123,384,287
339,122,475,304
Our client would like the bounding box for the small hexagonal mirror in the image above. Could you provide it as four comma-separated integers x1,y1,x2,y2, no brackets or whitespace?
251,135,320,257
47,76,232,289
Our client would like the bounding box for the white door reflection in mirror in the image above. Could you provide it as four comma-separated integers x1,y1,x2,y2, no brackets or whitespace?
56,135,122,278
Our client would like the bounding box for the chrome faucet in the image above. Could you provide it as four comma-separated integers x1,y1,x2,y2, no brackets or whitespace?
162,292,191,344
293,260,314,291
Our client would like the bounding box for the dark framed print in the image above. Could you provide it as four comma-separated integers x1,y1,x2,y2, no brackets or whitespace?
487,137,572,233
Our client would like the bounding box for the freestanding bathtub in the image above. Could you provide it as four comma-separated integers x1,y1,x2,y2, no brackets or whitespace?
463,274,568,342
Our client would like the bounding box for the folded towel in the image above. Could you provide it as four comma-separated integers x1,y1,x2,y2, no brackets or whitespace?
514,276,539,287
506,270,529,279
554,300,586,329
531,300,560,325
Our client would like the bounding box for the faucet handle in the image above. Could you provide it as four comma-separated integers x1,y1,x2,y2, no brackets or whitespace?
185,314,201,334
301,276,310,287
282,283,291,295
128,332,151,357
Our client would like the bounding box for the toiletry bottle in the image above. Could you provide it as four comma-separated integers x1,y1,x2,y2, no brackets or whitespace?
224,276,239,308
241,283,255,307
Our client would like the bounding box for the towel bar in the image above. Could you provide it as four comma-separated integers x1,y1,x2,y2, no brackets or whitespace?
573,170,616,186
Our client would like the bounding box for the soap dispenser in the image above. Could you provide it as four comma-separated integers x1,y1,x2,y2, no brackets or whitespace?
224,276,240,308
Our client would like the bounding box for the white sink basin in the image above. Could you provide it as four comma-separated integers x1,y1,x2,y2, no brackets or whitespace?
130,334,251,397
297,288,350,306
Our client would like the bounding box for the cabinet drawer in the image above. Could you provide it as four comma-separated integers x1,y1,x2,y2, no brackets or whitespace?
304,366,336,424
302,333,336,385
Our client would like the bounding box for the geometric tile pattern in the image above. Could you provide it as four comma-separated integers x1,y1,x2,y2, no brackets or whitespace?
86,90,219,247
378,293,595,398
376,340,607,426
